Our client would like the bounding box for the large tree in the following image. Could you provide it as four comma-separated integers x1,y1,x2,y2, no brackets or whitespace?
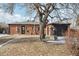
33,3,55,40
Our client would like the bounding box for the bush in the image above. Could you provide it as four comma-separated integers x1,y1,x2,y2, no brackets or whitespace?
66,29,79,56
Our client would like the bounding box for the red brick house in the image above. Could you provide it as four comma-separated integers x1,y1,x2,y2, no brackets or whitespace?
8,21,70,37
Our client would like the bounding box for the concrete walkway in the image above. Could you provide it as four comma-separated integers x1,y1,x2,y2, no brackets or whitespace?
46,40,65,44
0,34,10,38
11,34,40,38
45,36,66,44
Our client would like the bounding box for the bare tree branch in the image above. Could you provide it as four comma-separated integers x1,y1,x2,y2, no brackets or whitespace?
6,3,15,14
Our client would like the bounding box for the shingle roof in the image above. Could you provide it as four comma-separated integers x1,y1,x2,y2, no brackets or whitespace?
8,21,71,25
48,22,71,25
8,21,39,25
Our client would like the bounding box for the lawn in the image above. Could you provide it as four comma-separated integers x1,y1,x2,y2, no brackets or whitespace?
0,37,71,56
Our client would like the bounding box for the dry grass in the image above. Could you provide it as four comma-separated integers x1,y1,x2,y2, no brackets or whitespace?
0,38,71,56
65,29,79,56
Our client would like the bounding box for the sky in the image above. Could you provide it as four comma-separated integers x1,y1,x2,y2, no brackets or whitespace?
13,4,36,19
14,4,26,16
0,4,35,24
0,3,78,24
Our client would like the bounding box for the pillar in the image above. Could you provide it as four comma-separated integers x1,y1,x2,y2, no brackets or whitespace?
67,26,70,37
45,26,48,37
49,25,51,36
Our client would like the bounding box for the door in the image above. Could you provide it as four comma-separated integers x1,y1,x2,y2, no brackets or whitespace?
21,25,25,34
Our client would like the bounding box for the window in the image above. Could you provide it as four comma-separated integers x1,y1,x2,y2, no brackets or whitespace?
16,26,20,33
16,26,18,32
21,25,25,34
38,27,39,31
26,26,27,30
17,27,20,33
32,26,33,30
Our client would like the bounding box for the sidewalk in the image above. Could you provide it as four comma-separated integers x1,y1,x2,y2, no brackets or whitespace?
0,34,10,38
11,34,40,38
44,36,66,44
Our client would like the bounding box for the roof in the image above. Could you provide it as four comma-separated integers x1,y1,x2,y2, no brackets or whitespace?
49,22,71,25
8,21,71,25
8,21,39,25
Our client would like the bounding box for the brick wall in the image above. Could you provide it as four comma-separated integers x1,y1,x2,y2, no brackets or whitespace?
9,24,42,35
9,24,68,36
9,24,18,34
25,24,40,35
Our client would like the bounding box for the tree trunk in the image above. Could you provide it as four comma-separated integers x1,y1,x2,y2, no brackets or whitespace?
40,22,45,40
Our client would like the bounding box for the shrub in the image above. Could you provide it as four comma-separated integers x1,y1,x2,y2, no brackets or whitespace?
66,29,79,56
